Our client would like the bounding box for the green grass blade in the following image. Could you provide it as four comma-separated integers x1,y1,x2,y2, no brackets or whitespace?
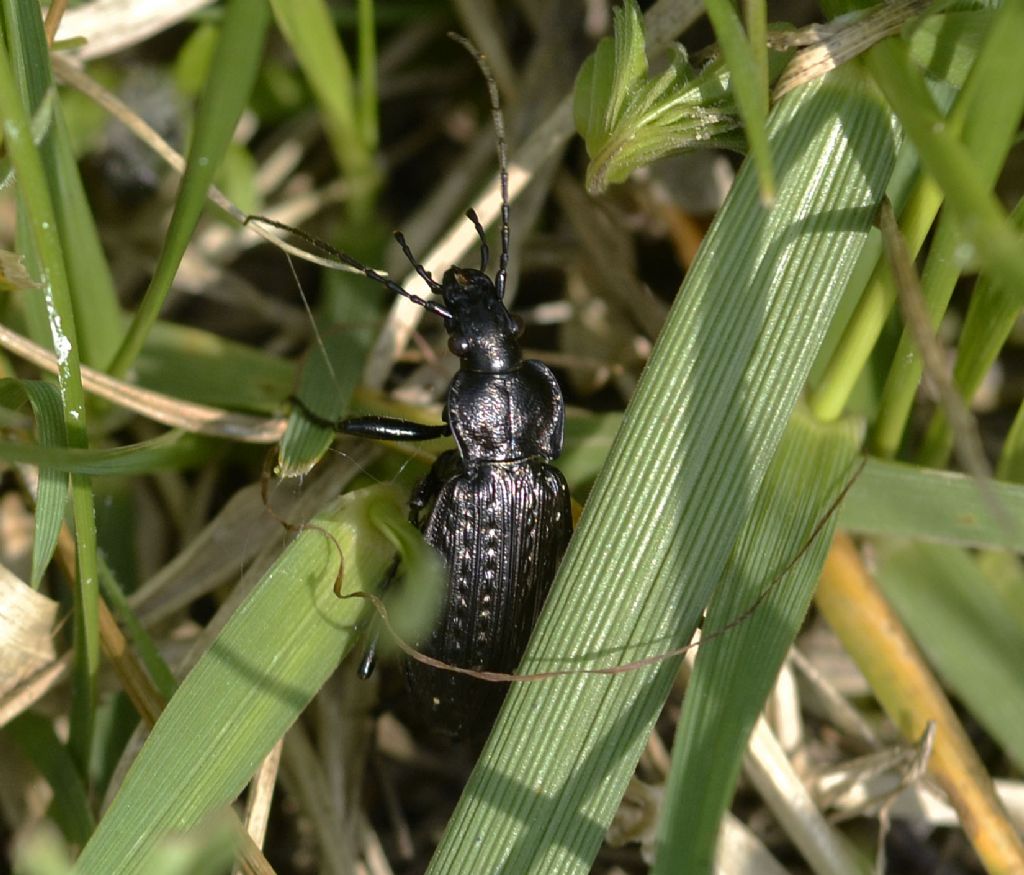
44,112,125,368
97,556,177,700
999,400,1024,483
0,5,101,768
918,196,1024,467
355,0,378,152
11,380,67,588
269,0,379,218
0,431,215,476
5,711,95,845
138,321,296,413
2,0,123,368
3,0,60,357
840,458,1024,551
108,0,271,377
808,7,992,424
428,68,896,875
653,409,864,874
863,5,1024,301
277,333,363,477
0,379,70,588
876,542,1024,771
704,0,774,200
908,9,993,91
870,0,1024,457
75,485,403,874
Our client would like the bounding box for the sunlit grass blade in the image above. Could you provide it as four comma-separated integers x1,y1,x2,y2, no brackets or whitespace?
429,67,897,874
75,485,405,875
2,0,123,368
704,0,774,201
653,409,863,874
269,0,379,219
277,333,363,477
808,7,989,424
908,8,992,91
918,196,1024,467
862,5,1024,303
0,0,101,767
108,0,271,377
42,113,125,368
870,0,1024,458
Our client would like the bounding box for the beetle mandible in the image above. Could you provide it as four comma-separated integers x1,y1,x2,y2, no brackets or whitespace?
292,40,573,738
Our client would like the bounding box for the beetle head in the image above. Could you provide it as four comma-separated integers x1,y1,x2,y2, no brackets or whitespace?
440,267,522,372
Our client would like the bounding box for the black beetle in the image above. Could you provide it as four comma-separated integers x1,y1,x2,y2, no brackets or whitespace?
266,40,572,738
342,251,572,738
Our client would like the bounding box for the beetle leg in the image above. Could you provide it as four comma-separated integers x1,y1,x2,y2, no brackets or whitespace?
357,631,383,679
338,415,451,442
356,556,400,680
289,395,451,441
408,450,460,526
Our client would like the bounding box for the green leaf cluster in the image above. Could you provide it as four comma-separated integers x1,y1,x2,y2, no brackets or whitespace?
574,0,743,193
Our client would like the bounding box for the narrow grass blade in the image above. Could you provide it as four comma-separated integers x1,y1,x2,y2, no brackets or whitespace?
870,0,1024,457
0,379,68,587
0,431,214,476
876,542,1024,771
2,0,123,368
277,332,363,477
5,711,95,845
704,0,774,200
269,0,379,217
97,556,177,701
653,409,864,874
862,6,1024,300
840,458,1024,551
109,0,271,376
918,196,1024,467
0,3,101,765
21,381,65,588
429,67,896,875
75,485,404,875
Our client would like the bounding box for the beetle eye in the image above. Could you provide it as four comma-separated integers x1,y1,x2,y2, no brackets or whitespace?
449,335,470,356
512,314,525,337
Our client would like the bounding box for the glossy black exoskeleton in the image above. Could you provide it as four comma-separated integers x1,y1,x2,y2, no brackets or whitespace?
345,259,572,738
281,40,572,738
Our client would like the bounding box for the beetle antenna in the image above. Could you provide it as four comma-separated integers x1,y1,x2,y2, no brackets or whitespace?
245,214,452,319
465,208,489,271
394,231,441,290
449,33,510,298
